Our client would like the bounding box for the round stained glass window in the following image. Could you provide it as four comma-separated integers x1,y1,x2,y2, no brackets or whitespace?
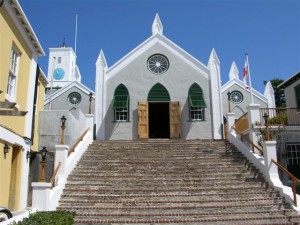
147,54,169,75
230,91,243,104
68,92,81,105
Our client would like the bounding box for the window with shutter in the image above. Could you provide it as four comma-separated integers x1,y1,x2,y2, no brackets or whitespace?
188,83,206,121
112,84,129,122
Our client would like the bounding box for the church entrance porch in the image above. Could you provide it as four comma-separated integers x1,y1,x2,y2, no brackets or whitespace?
149,102,170,138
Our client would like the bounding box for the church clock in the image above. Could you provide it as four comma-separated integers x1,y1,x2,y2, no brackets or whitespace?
53,68,65,80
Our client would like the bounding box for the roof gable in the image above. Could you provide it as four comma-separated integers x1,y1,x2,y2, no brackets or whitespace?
44,81,94,105
106,33,209,80
221,78,267,103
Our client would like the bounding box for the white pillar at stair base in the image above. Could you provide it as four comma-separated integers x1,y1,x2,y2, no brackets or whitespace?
54,145,69,177
85,114,94,137
263,140,281,186
227,112,235,140
247,104,260,150
31,182,52,211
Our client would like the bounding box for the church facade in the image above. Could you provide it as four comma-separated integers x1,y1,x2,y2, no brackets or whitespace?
44,44,95,118
95,15,223,140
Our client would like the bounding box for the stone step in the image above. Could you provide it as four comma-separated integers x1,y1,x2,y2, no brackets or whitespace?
62,185,270,195
60,190,280,201
70,167,260,175
58,140,299,224
64,178,266,187
67,173,262,181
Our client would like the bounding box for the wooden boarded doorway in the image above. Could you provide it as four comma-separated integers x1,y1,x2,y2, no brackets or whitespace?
138,101,181,139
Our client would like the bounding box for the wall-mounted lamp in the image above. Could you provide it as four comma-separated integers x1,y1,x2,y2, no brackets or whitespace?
227,91,231,113
26,151,31,160
263,113,269,125
40,146,48,162
4,143,9,154
38,146,48,182
88,92,93,114
60,115,67,144
263,113,271,141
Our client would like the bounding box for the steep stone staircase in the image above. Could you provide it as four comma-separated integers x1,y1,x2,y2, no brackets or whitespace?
58,140,300,224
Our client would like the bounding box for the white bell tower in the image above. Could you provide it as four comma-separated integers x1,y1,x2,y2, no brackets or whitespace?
47,41,81,89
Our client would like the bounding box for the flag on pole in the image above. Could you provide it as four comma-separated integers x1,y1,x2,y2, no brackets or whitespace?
243,58,249,89
243,53,254,103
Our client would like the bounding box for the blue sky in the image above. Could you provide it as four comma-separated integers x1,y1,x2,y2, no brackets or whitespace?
19,0,300,93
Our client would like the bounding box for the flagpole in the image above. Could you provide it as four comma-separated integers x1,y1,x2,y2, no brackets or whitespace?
75,14,78,56
245,53,254,104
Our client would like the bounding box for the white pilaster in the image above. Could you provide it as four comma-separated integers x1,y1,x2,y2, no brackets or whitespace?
54,145,69,177
95,50,107,140
227,112,236,135
208,49,223,139
247,103,260,145
85,114,94,136
31,182,52,211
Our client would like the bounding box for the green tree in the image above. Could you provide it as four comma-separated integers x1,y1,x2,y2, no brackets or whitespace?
264,77,286,107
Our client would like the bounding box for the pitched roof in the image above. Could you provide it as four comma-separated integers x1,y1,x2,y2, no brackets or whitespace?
278,71,300,89
5,0,45,56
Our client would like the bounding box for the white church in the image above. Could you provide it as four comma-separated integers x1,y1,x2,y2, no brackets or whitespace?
94,14,274,141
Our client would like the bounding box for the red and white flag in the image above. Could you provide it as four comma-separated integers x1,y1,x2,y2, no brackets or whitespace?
243,59,249,89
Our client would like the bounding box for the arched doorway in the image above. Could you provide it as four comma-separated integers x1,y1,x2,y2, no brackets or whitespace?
147,83,170,138
137,83,181,139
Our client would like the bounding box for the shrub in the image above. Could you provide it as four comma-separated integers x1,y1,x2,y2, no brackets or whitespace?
12,210,75,225
268,113,288,125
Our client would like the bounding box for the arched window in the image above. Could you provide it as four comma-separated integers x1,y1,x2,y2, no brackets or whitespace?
188,83,206,121
147,83,170,102
112,84,129,122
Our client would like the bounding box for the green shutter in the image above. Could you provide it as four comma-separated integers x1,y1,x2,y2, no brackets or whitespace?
188,83,207,107
148,83,170,102
112,84,129,108
112,95,129,108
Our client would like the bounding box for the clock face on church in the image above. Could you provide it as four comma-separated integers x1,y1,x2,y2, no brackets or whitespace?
53,68,65,80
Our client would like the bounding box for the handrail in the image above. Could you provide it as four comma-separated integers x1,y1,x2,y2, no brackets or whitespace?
235,112,249,133
271,159,300,207
232,126,264,155
68,128,89,156
235,112,248,123
50,161,61,189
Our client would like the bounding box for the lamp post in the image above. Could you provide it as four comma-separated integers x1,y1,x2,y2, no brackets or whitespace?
263,113,271,141
227,91,231,113
88,92,93,114
60,115,66,144
39,147,48,182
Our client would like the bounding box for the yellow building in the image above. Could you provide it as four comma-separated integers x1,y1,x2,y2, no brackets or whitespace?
0,0,45,212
